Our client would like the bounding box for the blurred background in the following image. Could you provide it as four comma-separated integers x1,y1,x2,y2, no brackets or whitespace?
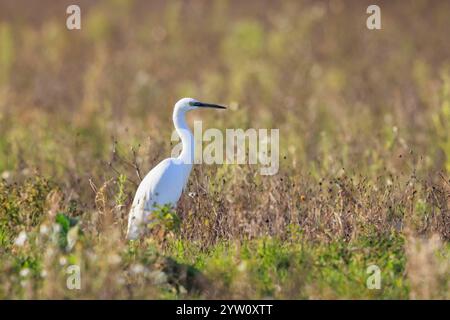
0,0,449,299
1,0,450,183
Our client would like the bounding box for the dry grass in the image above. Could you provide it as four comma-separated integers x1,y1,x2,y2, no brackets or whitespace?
0,0,449,299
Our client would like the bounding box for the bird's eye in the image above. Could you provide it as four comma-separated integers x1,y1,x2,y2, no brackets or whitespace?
189,101,195,106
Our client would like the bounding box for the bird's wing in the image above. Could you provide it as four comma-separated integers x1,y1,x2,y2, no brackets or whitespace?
126,158,189,239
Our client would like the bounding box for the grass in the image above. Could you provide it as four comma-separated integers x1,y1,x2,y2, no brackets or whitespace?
0,0,449,299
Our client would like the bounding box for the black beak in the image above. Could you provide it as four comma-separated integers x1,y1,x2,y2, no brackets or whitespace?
193,101,227,109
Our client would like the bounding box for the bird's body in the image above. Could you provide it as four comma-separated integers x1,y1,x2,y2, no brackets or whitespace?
126,98,225,240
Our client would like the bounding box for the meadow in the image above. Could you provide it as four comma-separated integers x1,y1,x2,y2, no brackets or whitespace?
0,0,449,299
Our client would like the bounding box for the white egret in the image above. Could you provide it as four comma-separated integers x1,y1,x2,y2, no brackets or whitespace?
126,97,226,240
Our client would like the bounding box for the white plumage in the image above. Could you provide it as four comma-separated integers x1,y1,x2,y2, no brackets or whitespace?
126,97,226,240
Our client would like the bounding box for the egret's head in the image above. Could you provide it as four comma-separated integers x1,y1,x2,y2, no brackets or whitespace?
174,97,226,113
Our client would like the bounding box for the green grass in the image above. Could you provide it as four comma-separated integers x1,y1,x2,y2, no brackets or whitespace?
0,0,450,299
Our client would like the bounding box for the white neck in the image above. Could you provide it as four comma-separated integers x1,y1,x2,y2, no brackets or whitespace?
173,108,194,164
